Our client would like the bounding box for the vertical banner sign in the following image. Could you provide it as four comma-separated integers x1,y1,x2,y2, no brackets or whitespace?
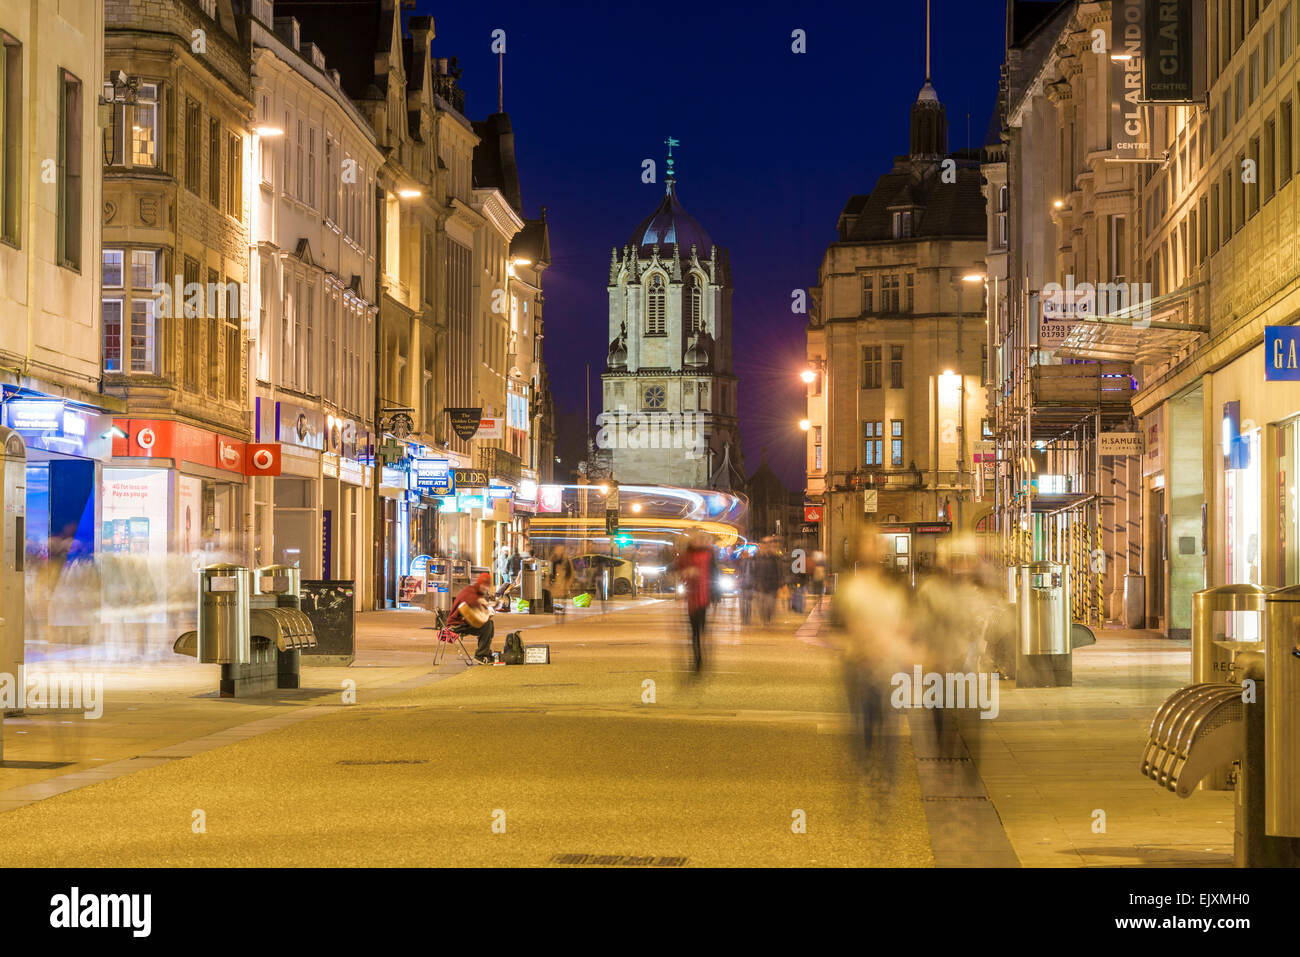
322,509,332,579
1143,0,1205,103
1111,0,1148,155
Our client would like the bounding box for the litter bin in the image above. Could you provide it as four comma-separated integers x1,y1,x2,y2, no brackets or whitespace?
1193,583,1268,685
1017,561,1071,687
1263,585,1300,837
198,564,250,664
425,558,451,615
1124,574,1146,629
253,564,315,689
449,559,470,596
524,559,552,614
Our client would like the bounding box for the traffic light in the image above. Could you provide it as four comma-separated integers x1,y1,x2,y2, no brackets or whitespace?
613,531,633,549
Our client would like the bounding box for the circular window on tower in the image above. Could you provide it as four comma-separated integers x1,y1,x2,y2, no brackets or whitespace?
642,384,666,410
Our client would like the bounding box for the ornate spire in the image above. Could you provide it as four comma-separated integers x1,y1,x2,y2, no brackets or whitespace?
664,135,680,195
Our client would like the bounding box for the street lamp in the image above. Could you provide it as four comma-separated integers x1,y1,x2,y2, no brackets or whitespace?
799,418,811,431
800,369,816,384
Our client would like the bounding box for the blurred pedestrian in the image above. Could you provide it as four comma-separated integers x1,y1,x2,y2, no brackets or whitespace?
834,536,912,773
676,530,716,673
753,536,782,626
549,545,575,603
737,548,754,625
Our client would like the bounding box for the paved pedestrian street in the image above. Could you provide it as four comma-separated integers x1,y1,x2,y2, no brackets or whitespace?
0,599,934,867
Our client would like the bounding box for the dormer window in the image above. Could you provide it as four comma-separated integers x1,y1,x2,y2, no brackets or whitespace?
891,210,913,239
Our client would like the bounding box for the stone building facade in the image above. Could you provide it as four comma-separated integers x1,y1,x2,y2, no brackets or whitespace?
805,75,988,576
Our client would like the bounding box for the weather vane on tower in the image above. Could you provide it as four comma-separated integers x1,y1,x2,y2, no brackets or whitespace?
665,136,680,190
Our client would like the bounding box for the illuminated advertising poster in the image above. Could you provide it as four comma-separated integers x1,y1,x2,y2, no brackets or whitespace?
538,485,563,513
102,468,171,625
178,475,203,558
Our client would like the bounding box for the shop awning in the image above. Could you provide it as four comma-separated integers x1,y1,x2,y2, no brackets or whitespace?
1055,283,1208,364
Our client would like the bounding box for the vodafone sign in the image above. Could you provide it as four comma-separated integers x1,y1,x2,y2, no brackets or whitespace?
113,419,259,475
245,443,282,476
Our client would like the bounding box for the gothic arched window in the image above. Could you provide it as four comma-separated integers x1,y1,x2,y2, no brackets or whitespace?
647,274,666,335
687,277,703,334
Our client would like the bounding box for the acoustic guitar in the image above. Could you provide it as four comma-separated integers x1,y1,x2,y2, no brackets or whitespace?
460,600,493,629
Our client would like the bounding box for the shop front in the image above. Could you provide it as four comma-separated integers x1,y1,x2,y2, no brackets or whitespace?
108,417,248,652
1200,338,1300,640
0,388,114,653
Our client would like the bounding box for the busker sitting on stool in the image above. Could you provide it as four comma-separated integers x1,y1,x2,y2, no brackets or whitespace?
448,571,496,664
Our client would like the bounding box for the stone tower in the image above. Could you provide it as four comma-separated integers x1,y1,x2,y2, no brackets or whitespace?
598,142,742,488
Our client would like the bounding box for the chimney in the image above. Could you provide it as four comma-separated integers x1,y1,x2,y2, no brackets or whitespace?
408,15,434,56
272,17,300,52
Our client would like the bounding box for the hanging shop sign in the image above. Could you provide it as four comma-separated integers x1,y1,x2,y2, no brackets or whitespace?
447,408,483,441
245,443,282,476
414,457,452,494
1111,0,1149,154
1099,432,1143,456
538,485,563,513
804,505,823,523
1142,0,1205,103
477,416,503,440
452,468,490,489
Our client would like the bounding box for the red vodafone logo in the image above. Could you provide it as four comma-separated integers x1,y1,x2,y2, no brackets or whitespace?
137,427,156,451
245,443,282,476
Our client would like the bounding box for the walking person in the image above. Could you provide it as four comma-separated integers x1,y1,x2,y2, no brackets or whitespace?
737,548,754,625
448,571,497,663
753,536,782,626
676,531,716,673
549,545,575,606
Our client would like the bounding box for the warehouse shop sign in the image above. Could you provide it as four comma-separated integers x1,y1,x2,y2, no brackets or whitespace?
1099,432,1144,456
1266,326,1300,381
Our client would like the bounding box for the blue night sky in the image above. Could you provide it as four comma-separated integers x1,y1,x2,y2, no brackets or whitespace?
415,0,1007,490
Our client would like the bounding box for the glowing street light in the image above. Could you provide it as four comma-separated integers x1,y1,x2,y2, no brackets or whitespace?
799,418,811,431
800,369,817,383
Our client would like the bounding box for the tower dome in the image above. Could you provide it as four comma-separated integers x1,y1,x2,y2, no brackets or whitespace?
628,181,713,258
